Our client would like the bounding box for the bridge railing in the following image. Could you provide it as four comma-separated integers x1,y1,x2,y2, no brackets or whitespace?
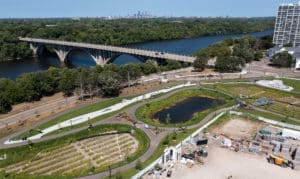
19,37,196,63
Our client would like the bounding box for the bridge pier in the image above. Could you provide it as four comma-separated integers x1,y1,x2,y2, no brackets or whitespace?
20,37,196,66
54,49,69,63
91,55,107,66
29,43,39,57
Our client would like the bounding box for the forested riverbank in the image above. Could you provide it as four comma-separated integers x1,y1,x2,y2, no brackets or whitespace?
0,17,275,61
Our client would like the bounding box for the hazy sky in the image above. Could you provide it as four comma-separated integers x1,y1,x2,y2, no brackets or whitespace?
0,0,297,18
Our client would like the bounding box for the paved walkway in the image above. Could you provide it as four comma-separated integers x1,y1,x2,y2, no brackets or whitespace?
2,81,299,179
0,86,239,179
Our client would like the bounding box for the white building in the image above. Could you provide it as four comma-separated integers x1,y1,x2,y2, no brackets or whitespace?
270,2,300,70
273,2,300,47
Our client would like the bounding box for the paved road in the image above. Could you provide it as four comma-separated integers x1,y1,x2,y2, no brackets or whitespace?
77,89,238,179
0,85,237,179
0,96,78,130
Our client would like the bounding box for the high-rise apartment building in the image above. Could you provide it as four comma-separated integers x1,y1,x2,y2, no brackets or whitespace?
273,2,300,47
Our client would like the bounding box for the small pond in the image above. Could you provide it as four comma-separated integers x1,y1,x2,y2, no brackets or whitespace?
153,96,225,124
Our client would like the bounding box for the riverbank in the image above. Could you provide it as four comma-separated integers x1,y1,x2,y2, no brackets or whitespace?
0,30,273,80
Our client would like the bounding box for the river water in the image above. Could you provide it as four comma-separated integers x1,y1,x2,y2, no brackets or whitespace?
0,30,273,80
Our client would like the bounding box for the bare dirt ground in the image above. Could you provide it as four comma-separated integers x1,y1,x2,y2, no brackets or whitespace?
171,117,300,179
212,117,263,140
173,147,300,179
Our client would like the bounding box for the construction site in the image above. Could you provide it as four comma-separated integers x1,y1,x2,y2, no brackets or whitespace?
143,114,300,179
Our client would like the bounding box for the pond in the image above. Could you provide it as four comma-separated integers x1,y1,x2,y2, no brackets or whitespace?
153,96,225,124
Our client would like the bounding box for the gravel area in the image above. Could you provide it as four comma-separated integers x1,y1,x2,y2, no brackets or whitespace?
173,147,300,179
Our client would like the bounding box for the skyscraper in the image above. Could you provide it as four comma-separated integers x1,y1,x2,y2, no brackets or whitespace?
273,2,300,47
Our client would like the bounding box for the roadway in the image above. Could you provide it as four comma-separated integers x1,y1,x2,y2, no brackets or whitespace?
19,37,196,63
0,86,237,179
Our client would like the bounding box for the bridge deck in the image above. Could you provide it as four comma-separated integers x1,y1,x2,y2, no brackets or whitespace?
19,37,196,63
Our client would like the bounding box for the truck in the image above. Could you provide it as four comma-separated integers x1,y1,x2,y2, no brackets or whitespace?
267,154,294,169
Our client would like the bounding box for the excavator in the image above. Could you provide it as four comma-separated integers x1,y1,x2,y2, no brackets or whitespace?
267,154,294,169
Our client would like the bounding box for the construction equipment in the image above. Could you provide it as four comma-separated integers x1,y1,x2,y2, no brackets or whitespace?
267,154,294,169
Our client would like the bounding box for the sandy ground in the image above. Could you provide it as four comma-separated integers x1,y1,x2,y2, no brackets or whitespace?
173,147,300,179
172,117,300,179
211,117,263,140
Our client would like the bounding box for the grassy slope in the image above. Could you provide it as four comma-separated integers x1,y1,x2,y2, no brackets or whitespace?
136,88,236,127
15,96,135,140
281,78,300,93
0,124,149,178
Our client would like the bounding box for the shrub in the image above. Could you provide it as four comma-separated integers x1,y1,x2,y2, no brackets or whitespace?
135,159,142,170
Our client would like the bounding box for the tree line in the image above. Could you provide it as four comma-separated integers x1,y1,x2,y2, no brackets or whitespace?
0,60,186,113
193,35,274,72
0,17,275,61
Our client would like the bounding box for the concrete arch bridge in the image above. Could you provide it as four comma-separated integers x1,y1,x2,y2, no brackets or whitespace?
19,37,196,66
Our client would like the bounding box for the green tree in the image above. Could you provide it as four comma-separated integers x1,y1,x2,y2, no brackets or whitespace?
59,69,78,96
98,70,121,97
233,46,255,63
254,50,263,61
283,42,293,47
193,56,207,71
272,52,294,67
16,73,41,102
140,60,158,75
135,159,143,170
166,60,181,70
215,56,245,72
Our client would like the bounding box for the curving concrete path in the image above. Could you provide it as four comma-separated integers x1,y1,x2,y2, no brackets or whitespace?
3,83,196,145
0,85,237,179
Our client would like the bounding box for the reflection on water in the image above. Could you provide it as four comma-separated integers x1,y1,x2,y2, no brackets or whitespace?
0,29,273,80
153,96,225,124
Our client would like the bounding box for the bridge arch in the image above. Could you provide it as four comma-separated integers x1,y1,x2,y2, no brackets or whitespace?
64,48,97,66
106,54,147,65
33,44,63,61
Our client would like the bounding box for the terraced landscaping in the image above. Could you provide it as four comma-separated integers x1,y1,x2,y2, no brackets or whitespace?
0,124,149,178
205,83,300,119
1,133,137,176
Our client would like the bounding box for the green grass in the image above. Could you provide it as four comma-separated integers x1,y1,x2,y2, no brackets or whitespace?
14,95,136,140
15,82,186,139
104,127,198,179
236,109,300,126
106,108,300,179
203,83,300,118
136,88,236,127
280,78,300,93
0,124,150,178
0,173,71,179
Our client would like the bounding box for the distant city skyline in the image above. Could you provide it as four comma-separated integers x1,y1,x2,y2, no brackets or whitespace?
0,0,298,18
